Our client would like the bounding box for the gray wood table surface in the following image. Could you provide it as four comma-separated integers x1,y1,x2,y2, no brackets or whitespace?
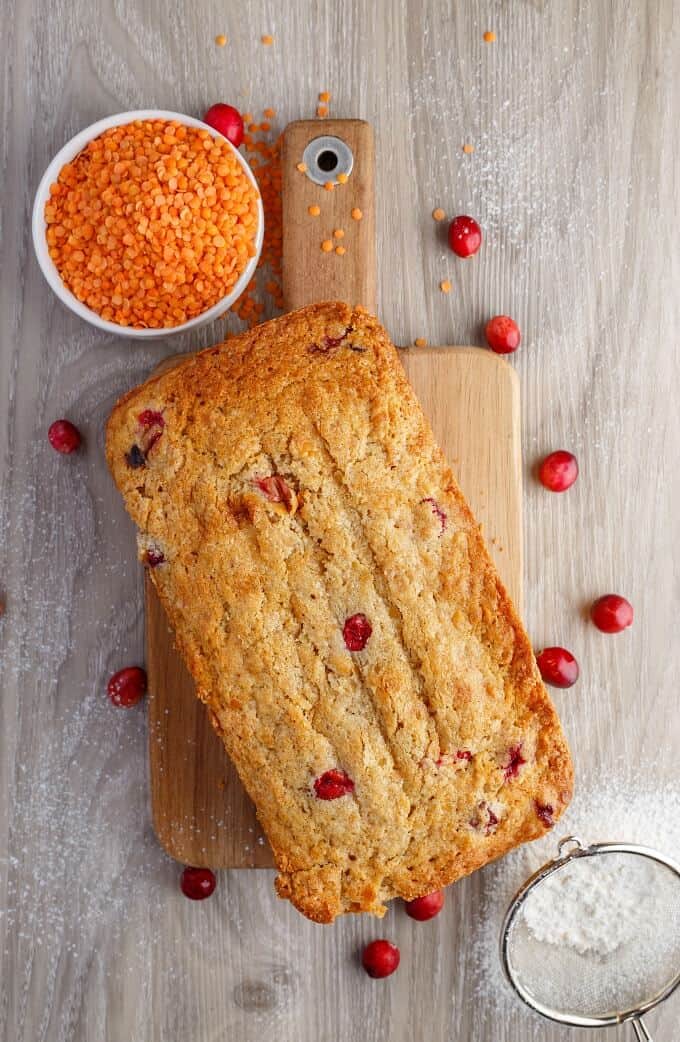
2,1,679,1039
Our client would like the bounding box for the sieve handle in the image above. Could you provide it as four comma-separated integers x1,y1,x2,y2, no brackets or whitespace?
631,1016,653,1041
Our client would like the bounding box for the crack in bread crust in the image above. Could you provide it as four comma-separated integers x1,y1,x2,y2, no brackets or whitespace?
106,302,573,923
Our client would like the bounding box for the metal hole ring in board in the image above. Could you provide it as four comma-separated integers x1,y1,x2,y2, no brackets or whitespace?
302,136,354,186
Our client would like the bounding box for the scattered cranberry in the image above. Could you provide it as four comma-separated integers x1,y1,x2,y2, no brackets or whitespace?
503,743,527,781
591,594,633,634
405,890,445,921
447,215,482,258
145,548,165,567
361,939,400,978
343,613,372,651
421,497,447,534
48,419,81,454
314,769,355,800
535,801,555,827
485,315,521,354
539,451,579,492
202,104,244,148
107,666,147,708
180,866,217,900
536,646,579,688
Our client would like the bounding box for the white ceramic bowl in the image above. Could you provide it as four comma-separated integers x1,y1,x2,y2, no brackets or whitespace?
32,109,264,339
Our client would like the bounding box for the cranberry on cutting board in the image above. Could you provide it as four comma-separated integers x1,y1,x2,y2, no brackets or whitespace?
107,666,147,707
202,104,244,148
48,419,81,454
447,215,482,258
539,451,579,492
180,866,216,900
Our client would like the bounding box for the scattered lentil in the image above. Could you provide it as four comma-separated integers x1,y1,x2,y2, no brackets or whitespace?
214,34,227,47
261,34,274,45
296,162,308,173
321,239,333,252
336,172,348,184
351,207,363,220
432,207,446,221
317,105,328,118
333,228,344,239
308,204,320,216
323,181,335,191
414,337,428,347
263,108,276,118
44,118,259,328
463,143,475,154
440,279,452,293
335,245,346,256
483,30,496,42
319,91,331,103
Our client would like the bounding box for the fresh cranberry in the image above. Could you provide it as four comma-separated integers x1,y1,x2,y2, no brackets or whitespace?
107,666,147,708
539,450,579,492
503,743,526,781
535,801,555,827
343,613,372,651
405,890,445,921
361,939,400,978
591,594,634,634
421,497,447,534
314,769,355,800
536,646,579,688
146,548,165,567
180,866,217,900
485,315,521,354
447,215,482,258
48,419,81,454
202,104,244,148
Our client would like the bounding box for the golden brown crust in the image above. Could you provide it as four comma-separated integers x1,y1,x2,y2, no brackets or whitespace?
106,302,573,923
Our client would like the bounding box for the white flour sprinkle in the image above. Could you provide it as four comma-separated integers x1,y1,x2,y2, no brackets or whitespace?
471,772,680,1030
519,852,660,957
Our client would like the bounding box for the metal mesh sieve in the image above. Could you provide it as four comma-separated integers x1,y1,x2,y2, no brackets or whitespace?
500,837,680,1040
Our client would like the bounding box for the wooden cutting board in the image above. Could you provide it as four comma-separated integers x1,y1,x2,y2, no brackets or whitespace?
145,119,522,868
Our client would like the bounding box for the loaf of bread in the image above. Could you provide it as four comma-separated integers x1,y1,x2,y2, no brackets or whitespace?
106,302,573,923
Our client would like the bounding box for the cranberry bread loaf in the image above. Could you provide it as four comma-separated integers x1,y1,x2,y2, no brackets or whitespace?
106,302,572,923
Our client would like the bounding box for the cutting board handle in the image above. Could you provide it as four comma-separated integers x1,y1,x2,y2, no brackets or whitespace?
282,119,377,312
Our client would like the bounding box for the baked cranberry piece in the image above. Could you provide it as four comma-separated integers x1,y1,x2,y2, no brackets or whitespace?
539,450,579,492
145,548,165,567
126,444,146,468
180,866,216,900
536,646,579,688
456,749,472,761
361,939,400,978
421,497,447,534
535,801,555,827
314,769,355,800
107,666,147,708
590,594,633,633
503,743,526,781
343,613,372,651
255,475,294,507
48,419,81,454
470,802,499,834
138,410,164,428
405,889,445,921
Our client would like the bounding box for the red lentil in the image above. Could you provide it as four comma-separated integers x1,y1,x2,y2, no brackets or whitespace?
44,118,259,329
432,207,446,221
351,207,363,220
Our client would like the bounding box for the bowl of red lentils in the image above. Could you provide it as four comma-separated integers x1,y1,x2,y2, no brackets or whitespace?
32,110,264,337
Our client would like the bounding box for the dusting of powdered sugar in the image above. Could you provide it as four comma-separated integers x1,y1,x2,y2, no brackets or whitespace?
470,772,680,1031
